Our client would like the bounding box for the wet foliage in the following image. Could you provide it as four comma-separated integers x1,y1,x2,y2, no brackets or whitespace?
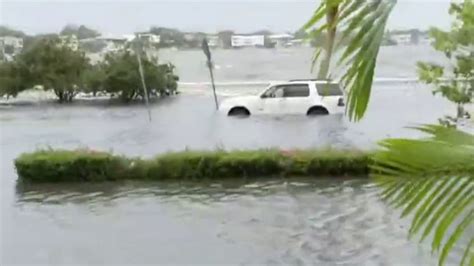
14,149,371,182
0,37,179,103
417,1,474,124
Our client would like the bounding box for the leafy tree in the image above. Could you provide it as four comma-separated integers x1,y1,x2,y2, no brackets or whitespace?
304,1,473,265
102,51,178,102
81,63,106,96
60,24,100,40
0,26,26,38
22,34,59,50
79,39,107,53
0,60,30,98
417,1,474,124
18,38,89,102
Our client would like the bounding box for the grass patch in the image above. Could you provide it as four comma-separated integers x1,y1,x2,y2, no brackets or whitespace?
14,149,372,182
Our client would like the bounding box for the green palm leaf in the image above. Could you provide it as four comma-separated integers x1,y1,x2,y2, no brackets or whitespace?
372,125,474,266
303,0,397,121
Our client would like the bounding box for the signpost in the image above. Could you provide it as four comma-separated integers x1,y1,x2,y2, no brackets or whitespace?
202,38,219,110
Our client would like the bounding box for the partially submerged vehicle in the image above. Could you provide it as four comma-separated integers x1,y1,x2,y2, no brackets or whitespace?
219,79,345,116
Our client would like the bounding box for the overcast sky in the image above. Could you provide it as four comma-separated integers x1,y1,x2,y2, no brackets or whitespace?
0,0,453,35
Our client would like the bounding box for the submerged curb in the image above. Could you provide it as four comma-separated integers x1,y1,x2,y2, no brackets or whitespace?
14,149,372,182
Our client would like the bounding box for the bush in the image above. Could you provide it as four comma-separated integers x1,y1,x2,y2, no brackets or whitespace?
102,51,179,102
15,149,132,182
14,149,372,183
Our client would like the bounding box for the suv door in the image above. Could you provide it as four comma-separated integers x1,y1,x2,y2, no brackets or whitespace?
259,85,285,114
316,83,344,114
280,84,311,114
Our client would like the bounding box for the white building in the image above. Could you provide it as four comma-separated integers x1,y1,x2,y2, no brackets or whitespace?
231,35,265,48
207,35,221,47
138,33,160,44
288,39,311,48
418,34,431,45
59,35,79,51
184,33,196,42
96,34,129,53
0,36,24,54
392,33,412,45
268,33,294,47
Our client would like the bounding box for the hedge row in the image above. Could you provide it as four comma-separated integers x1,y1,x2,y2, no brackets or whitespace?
14,149,372,182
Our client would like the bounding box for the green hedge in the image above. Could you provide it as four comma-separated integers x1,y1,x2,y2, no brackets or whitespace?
14,149,372,182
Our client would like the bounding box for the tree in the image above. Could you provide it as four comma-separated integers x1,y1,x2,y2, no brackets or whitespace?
102,51,178,102
0,26,26,38
18,38,89,102
79,39,107,53
0,60,30,98
22,34,59,50
304,1,473,265
303,0,396,121
60,24,100,40
81,63,106,96
417,2,474,124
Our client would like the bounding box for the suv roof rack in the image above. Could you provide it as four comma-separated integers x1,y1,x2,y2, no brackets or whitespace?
288,78,334,82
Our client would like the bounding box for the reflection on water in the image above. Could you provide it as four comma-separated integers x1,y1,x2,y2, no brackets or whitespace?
7,178,437,265
15,178,367,205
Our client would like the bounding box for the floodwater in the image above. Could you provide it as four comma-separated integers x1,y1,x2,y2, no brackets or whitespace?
0,46,466,265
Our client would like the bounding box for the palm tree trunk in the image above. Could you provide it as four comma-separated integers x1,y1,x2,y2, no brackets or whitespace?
318,5,339,79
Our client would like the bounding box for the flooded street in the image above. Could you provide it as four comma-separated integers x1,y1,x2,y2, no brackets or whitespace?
0,46,461,265
5,179,437,265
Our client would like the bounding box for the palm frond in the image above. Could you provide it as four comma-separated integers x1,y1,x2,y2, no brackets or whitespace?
372,125,474,266
303,0,397,121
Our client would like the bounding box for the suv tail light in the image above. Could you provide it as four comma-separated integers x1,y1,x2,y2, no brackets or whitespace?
337,97,345,107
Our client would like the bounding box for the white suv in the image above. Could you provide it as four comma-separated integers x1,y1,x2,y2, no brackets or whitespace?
219,80,345,116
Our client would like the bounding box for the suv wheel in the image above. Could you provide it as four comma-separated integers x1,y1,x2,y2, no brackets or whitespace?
307,107,329,116
228,107,250,116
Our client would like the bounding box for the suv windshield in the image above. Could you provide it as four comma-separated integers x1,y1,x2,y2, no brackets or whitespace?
316,83,343,96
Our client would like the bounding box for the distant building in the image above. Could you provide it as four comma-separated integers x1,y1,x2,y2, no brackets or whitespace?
268,33,294,47
96,34,129,53
0,36,24,54
231,35,265,47
184,33,196,42
418,32,431,45
391,33,412,45
137,33,160,44
288,39,311,48
59,35,79,51
206,35,221,48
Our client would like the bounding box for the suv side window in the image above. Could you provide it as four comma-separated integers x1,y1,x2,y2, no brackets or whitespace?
282,84,310,97
262,86,284,98
316,83,343,96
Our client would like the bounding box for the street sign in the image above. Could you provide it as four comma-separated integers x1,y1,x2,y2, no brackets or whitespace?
201,38,219,110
